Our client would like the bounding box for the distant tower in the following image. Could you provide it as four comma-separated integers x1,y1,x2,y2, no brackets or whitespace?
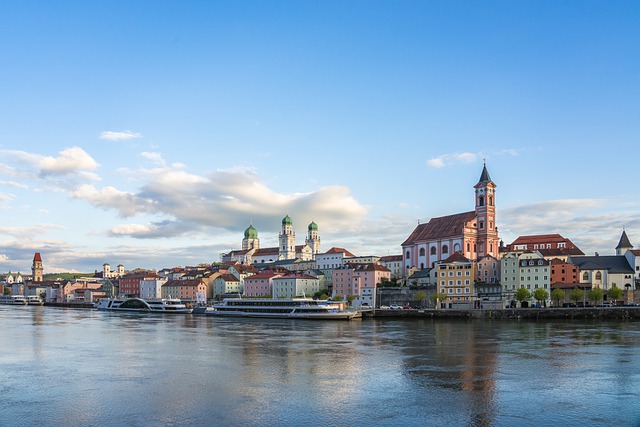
474,162,499,258
32,252,43,283
305,221,321,256
616,229,633,256
279,215,296,260
116,264,125,277
103,263,111,278
242,223,260,250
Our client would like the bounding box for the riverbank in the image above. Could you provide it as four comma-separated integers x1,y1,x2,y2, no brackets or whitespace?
371,306,640,320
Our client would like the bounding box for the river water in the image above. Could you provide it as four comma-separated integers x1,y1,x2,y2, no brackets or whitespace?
1,306,639,427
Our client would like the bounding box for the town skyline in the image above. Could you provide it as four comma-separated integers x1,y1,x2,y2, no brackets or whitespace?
1,2,638,272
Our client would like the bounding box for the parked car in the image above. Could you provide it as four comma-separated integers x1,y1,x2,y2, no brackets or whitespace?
626,302,638,306
389,304,403,310
379,305,390,310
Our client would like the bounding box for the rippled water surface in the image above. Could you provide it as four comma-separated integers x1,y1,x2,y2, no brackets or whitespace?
1,306,640,426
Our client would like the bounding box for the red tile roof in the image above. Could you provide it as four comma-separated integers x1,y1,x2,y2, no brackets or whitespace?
402,211,476,246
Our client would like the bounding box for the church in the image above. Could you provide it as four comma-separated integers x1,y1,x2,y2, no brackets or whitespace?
222,215,321,265
401,163,500,277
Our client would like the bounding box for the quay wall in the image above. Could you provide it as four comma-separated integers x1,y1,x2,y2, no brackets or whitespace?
44,302,95,309
370,307,640,321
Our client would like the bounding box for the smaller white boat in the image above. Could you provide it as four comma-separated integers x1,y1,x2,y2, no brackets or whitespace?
96,298,190,313
0,295,28,305
26,295,44,305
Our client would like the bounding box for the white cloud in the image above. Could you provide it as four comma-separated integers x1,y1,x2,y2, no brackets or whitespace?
71,165,368,239
99,130,143,141
140,152,166,166
427,152,478,168
0,147,100,183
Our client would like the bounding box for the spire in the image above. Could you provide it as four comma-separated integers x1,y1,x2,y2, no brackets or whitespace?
478,160,492,184
616,229,632,250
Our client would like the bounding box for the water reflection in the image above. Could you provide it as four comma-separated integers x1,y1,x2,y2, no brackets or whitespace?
2,308,640,427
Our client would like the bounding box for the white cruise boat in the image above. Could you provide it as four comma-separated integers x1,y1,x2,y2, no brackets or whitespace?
96,298,190,313
208,298,361,320
0,295,28,305
26,295,44,305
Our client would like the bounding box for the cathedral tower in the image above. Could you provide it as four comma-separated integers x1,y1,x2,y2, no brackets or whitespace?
279,215,296,260
242,224,260,250
474,162,499,258
305,221,321,256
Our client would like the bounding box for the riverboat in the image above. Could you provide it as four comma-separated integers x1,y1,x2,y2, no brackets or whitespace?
96,298,191,313
207,298,361,320
26,295,44,305
0,295,28,305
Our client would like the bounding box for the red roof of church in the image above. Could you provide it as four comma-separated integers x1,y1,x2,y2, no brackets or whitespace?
33,252,42,262
402,211,476,247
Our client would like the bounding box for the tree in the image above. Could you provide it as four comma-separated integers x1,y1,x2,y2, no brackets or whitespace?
3,288,10,295
429,292,447,309
332,295,344,301
551,288,565,307
346,295,356,306
533,288,549,307
588,288,605,306
569,287,583,305
608,284,623,304
413,291,427,307
515,287,531,307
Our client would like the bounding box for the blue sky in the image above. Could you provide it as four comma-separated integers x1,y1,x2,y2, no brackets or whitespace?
0,1,638,273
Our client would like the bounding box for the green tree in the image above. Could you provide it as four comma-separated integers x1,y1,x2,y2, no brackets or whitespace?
346,295,356,306
414,291,427,307
533,288,549,307
313,289,329,299
588,287,605,305
515,287,531,307
569,287,583,305
332,295,344,301
3,288,10,295
551,288,565,307
608,284,623,304
429,292,447,309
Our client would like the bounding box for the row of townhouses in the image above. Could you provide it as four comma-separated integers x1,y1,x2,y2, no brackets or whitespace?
3,164,639,308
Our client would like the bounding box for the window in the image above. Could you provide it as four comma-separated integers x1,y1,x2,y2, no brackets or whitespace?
442,245,449,254
489,196,493,206
430,247,436,255
595,272,602,280
419,248,426,256
583,272,589,280
478,196,485,206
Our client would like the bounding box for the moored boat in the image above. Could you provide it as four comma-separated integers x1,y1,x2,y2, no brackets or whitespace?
26,295,44,305
0,295,28,305
206,297,360,320
96,297,190,313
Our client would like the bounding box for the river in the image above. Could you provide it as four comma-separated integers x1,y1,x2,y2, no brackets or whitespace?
1,306,639,427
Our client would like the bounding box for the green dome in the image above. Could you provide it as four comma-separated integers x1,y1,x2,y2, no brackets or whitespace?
308,221,318,231
282,215,293,226
244,224,258,239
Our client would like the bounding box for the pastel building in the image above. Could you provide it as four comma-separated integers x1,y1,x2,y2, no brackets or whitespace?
243,271,283,297
436,252,476,308
272,273,320,298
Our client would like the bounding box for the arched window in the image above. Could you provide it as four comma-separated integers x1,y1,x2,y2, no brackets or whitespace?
467,243,470,252
420,263,424,269
454,243,461,252
430,247,436,255
406,251,410,258
419,248,425,256
478,196,485,206
442,245,449,254
583,272,589,280
479,221,484,230
595,272,602,280
489,196,493,206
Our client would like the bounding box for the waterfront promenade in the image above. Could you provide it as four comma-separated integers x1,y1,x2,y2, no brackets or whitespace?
371,306,640,320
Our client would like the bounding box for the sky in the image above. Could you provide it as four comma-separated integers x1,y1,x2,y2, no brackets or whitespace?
0,1,638,273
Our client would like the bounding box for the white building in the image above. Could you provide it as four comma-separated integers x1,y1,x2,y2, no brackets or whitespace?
140,278,168,299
